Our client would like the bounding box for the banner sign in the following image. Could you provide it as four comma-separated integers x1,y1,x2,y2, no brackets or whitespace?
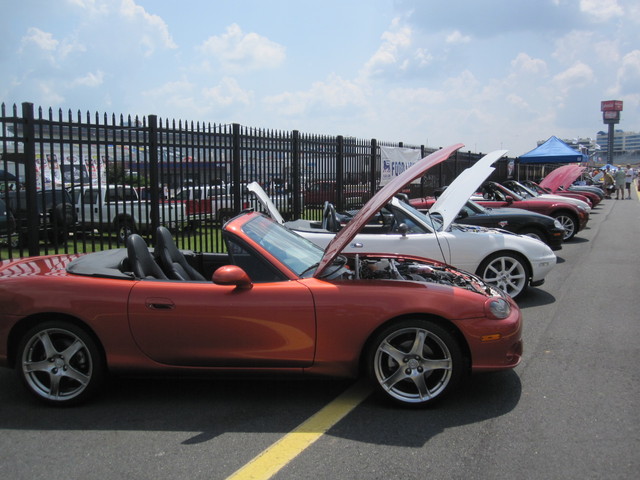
380,146,422,186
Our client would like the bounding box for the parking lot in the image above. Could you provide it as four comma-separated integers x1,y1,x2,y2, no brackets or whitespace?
1,192,639,480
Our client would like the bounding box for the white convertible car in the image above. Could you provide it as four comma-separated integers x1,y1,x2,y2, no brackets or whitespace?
249,150,557,299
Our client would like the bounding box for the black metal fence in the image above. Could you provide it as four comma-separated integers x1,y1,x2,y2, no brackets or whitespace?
2,101,516,261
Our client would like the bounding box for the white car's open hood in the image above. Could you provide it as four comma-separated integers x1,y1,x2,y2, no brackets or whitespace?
246,182,285,224
429,150,508,231
248,144,465,276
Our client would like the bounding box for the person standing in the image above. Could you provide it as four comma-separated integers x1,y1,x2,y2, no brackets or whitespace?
603,167,614,199
614,166,626,200
624,164,635,199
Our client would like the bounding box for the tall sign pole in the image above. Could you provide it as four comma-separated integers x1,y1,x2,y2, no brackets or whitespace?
601,100,623,165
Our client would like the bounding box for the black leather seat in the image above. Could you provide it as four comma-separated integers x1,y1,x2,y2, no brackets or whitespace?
154,226,206,281
126,234,168,280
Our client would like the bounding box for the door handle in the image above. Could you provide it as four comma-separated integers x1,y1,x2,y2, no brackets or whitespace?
145,298,175,310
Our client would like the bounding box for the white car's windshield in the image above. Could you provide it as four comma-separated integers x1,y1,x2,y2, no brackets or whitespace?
394,202,444,232
241,215,324,276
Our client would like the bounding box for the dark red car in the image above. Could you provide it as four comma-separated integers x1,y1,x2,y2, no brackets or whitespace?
413,181,588,241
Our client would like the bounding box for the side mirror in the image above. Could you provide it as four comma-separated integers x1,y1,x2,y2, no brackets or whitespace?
212,265,253,290
397,223,409,236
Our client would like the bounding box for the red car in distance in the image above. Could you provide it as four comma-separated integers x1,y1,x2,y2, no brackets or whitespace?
413,181,588,241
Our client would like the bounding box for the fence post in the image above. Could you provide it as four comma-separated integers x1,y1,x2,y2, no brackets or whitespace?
336,135,344,211
148,115,160,239
232,123,242,214
292,130,301,217
22,102,39,256
369,139,377,195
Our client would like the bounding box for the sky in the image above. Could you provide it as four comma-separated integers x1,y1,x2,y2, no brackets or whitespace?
1,0,639,157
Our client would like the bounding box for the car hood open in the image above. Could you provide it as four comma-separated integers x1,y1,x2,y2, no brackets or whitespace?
540,165,585,192
248,144,464,277
429,149,508,231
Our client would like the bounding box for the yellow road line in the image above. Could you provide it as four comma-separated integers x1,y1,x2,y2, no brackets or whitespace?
225,380,372,480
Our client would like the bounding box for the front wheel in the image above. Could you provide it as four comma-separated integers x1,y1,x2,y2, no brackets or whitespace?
17,321,105,406
517,227,546,244
476,252,529,298
553,212,577,241
367,319,464,407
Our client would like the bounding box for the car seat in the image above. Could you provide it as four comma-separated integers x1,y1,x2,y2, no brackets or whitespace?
126,234,168,280
154,226,206,281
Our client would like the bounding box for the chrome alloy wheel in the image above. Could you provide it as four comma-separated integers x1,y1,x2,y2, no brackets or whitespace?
554,214,576,241
371,321,460,405
19,323,101,404
477,253,528,298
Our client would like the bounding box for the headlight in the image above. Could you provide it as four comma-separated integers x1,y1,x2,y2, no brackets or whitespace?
485,298,511,319
553,219,564,229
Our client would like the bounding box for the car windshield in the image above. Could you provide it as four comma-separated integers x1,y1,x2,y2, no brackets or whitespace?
240,215,324,276
395,201,443,232
509,182,537,198
466,199,486,214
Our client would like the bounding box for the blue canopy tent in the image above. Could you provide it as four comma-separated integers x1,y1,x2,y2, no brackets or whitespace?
519,136,587,164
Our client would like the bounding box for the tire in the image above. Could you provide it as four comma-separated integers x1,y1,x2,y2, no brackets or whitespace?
116,218,136,245
552,212,577,241
476,251,529,299
517,227,547,244
16,321,105,406
367,319,464,407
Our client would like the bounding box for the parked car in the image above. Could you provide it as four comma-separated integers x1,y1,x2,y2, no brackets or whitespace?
535,165,604,206
501,179,593,210
251,150,557,299
0,144,523,408
467,181,589,241
171,183,302,226
4,188,77,246
71,184,186,243
522,179,603,207
412,198,565,250
303,181,371,207
0,198,16,244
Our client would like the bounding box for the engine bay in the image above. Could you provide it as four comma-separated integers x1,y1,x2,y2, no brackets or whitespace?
324,254,499,296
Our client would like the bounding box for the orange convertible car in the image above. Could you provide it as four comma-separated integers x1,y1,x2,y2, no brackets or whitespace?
0,144,522,407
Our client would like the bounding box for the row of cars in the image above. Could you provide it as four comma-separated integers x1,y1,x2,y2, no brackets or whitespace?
252,152,598,300
0,145,599,409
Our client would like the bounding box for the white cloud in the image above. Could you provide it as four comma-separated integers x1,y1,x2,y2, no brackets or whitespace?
119,0,177,55
198,24,286,73
362,17,413,76
511,53,548,76
553,62,595,93
264,74,368,116
445,30,471,44
614,49,640,96
21,27,58,51
202,77,252,107
580,0,624,21
71,70,105,87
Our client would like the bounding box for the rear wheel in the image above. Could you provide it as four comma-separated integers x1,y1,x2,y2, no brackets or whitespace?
17,321,105,406
367,319,463,407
